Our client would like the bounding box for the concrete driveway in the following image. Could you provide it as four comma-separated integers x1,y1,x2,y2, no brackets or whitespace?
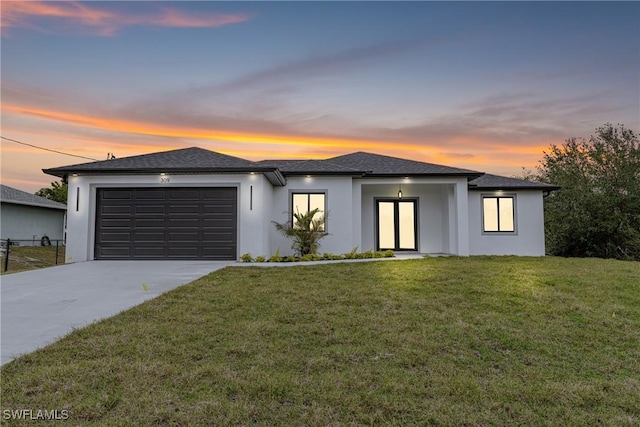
1,260,228,365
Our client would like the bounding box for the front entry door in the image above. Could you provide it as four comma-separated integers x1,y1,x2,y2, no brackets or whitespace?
376,200,417,251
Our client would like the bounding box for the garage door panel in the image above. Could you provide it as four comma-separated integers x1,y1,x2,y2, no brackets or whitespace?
202,246,237,258
100,232,132,243
135,218,165,228
136,205,165,214
101,218,131,228
203,188,235,198
134,232,165,242
101,190,133,200
96,187,236,260
100,247,131,257
169,189,200,200
102,205,132,215
202,218,235,227
167,246,200,257
169,204,200,214
168,218,199,228
203,230,235,239
168,232,199,242
202,204,235,214
134,247,166,258
136,190,166,200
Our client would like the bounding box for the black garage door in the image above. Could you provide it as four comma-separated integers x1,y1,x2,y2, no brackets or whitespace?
95,187,237,260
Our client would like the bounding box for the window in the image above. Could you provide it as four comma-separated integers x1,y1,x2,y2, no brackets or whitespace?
292,193,325,230
482,196,515,232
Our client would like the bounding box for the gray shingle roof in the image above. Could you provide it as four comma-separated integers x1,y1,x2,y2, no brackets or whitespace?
42,146,559,191
44,147,258,175
326,151,483,177
43,147,287,186
1,185,67,210
256,159,365,175
468,174,560,191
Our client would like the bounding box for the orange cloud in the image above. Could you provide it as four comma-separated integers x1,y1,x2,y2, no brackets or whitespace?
2,104,436,155
2,102,550,181
1,1,250,37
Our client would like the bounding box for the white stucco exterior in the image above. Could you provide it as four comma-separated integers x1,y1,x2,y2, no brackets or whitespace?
270,176,355,256
468,190,546,256
63,170,549,262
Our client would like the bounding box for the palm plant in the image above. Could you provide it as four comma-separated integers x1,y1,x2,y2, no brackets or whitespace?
273,208,328,256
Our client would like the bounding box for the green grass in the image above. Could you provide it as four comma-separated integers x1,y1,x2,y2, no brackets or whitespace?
1,257,639,426
0,245,65,275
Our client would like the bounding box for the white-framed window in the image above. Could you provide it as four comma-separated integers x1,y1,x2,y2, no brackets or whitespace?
291,192,326,230
482,195,515,233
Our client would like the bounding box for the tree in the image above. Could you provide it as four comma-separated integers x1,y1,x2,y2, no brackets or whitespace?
35,181,68,204
535,123,640,260
273,208,328,256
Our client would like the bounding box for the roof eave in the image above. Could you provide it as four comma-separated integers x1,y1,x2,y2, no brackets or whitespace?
468,185,561,191
280,171,367,177
42,166,289,186
364,172,484,181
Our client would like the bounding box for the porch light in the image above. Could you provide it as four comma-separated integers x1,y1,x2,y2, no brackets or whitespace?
398,185,403,199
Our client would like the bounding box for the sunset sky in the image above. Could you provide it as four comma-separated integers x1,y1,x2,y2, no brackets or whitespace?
2,1,639,193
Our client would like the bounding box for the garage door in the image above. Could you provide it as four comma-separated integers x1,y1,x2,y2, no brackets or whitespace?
95,187,237,260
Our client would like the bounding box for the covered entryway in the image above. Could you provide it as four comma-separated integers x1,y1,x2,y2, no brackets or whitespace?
95,187,237,260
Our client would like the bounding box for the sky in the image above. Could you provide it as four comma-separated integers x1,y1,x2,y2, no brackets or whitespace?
1,1,639,193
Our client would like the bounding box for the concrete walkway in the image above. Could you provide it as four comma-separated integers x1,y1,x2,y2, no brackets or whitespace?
230,252,426,268
1,261,227,365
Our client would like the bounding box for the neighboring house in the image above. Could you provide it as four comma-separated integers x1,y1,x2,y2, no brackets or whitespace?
0,184,67,246
43,147,559,262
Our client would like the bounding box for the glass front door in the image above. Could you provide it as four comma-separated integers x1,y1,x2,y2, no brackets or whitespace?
376,200,417,251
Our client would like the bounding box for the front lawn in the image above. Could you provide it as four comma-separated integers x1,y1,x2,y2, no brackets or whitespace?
1,257,639,425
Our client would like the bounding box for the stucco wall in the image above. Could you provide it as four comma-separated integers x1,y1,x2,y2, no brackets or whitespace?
63,172,546,261
269,176,354,256
65,173,270,263
468,190,546,256
0,203,66,245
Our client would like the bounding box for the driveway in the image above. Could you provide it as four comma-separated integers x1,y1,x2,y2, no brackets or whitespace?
1,260,227,365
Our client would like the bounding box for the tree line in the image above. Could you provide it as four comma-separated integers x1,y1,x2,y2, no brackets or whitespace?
524,123,639,261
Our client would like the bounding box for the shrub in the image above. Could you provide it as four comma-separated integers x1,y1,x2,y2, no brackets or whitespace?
273,208,329,256
300,253,321,262
268,249,283,263
255,255,266,263
383,250,395,258
362,250,374,259
284,256,298,263
344,247,359,259
240,253,253,263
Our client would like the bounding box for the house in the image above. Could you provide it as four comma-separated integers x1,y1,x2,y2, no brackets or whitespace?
43,147,559,262
1,184,67,246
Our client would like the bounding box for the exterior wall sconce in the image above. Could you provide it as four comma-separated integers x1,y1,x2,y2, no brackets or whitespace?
398,185,403,199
